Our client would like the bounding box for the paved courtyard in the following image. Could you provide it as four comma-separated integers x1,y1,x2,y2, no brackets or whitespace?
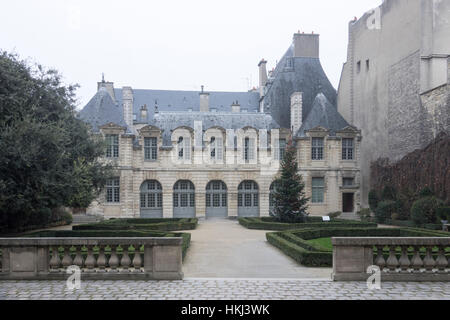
0,279,449,300
182,218,331,278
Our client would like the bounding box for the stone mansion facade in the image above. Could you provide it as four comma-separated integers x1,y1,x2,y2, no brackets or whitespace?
79,32,362,219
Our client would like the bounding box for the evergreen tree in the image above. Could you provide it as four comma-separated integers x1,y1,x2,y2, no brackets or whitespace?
0,51,112,233
270,138,309,222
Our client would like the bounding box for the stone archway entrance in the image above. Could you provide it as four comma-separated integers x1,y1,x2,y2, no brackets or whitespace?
140,180,163,218
238,180,259,217
173,180,196,218
206,181,228,218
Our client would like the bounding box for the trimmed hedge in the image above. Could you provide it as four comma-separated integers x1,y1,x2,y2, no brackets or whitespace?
383,219,444,231
23,229,191,260
73,218,198,232
266,227,450,267
239,217,377,231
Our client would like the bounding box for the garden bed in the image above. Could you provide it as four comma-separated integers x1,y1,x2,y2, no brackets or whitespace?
239,217,377,231
266,227,450,267
73,218,198,232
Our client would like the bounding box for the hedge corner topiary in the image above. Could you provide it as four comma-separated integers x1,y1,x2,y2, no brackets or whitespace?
374,200,397,224
410,196,444,226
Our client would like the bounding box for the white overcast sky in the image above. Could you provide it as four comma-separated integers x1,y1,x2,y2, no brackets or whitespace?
0,0,382,109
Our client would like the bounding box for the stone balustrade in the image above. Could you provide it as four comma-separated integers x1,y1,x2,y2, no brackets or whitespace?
332,237,450,281
0,237,183,280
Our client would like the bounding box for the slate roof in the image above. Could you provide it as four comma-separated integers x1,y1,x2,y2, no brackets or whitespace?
150,111,280,146
296,93,350,137
114,88,261,123
263,45,337,129
78,88,128,132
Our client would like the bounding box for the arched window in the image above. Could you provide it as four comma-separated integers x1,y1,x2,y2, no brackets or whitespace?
177,136,191,161
210,136,223,160
173,180,195,217
238,180,259,217
206,181,228,218
140,180,163,218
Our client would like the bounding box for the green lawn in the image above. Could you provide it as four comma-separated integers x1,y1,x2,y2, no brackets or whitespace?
306,237,333,251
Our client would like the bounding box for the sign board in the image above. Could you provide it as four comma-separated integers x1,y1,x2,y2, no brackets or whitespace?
322,216,331,222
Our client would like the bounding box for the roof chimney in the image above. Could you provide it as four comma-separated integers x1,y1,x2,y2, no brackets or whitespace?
231,101,241,113
199,85,210,112
140,104,148,122
97,74,116,102
293,32,320,58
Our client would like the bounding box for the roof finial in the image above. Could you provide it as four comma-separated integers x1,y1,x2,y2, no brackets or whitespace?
201,85,204,93
102,72,105,83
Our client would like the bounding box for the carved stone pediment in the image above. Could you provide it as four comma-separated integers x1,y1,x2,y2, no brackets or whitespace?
99,122,127,130
139,125,162,136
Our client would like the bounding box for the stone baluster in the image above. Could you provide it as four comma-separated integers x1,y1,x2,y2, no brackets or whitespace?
374,246,386,271
61,246,73,268
85,245,96,271
398,246,410,271
132,244,142,272
386,245,399,272
97,246,107,272
49,246,61,271
108,245,119,272
435,246,448,272
423,246,435,272
73,246,84,268
411,246,423,272
120,245,131,272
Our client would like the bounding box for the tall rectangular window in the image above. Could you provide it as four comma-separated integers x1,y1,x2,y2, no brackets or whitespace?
342,138,354,160
311,177,324,203
243,137,255,162
106,178,120,203
106,134,119,158
144,137,158,161
279,139,287,161
311,137,324,160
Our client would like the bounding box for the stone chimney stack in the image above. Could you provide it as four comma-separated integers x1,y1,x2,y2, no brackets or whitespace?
97,73,116,102
258,59,268,95
231,101,241,113
293,32,319,58
199,85,210,112
122,86,134,131
290,92,303,134
140,104,148,122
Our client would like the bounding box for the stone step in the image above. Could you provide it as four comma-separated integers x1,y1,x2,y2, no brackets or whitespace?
339,212,360,221
72,214,104,224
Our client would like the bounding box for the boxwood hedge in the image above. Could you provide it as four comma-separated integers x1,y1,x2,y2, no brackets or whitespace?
266,227,450,267
73,218,198,232
239,217,377,231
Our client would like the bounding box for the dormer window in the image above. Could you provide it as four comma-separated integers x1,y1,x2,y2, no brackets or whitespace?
243,137,255,162
144,137,158,161
210,136,223,160
311,137,324,160
342,138,354,160
106,134,119,158
177,136,191,161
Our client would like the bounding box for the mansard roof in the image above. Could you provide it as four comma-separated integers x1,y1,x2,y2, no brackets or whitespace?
150,111,280,146
114,88,261,122
78,88,128,132
263,45,337,129
296,93,350,137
